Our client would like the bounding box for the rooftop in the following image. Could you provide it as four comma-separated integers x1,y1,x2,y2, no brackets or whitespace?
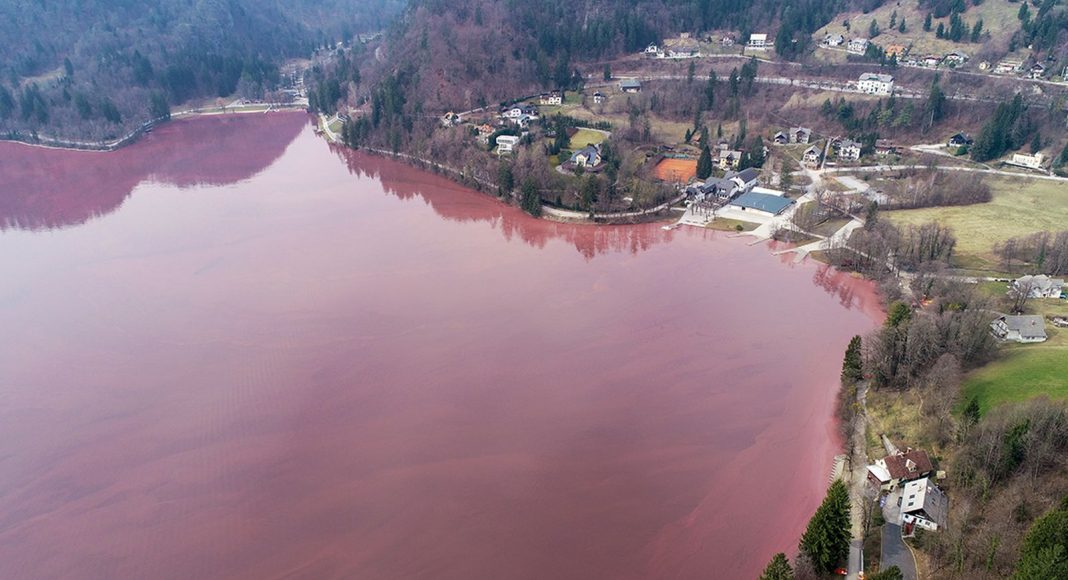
730,191,794,215
998,315,1048,340
902,478,949,529
859,73,894,83
881,449,934,480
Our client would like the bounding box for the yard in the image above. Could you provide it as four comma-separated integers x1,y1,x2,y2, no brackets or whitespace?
569,128,608,149
886,177,1068,274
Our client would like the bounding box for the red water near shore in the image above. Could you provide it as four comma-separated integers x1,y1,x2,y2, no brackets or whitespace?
0,117,881,579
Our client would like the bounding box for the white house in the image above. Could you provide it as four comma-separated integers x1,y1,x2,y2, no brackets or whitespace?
729,168,761,192
823,34,845,47
538,91,563,106
858,73,894,95
747,33,768,50
803,145,823,168
1009,152,1046,170
944,52,968,65
837,139,862,161
503,105,537,119
1030,63,1047,80
847,38,870,55
496,135,520,155
664,36,701,59
592,91,606,104
901,478,949,532
991,315,1048,343
643,44,661,57
789,127,812,144
1014,274,1066,298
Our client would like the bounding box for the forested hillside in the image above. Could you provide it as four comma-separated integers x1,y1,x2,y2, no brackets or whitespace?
0,0,403,141
347,0,882,113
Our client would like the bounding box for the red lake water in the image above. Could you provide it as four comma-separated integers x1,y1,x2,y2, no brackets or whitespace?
0,113,882,579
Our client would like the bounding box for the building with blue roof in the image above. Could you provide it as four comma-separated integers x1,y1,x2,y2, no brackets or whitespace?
729,191,795,216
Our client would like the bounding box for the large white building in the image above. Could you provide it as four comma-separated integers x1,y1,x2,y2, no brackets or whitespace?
747,33,768,50
857,73,894,95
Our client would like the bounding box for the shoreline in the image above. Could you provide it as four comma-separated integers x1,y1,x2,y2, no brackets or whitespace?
1,103,307,153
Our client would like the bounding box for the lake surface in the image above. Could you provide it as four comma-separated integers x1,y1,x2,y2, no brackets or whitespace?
0,114,881,579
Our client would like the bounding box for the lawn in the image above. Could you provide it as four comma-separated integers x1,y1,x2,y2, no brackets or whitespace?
886,177,1068,273
962,325,1068,413
569,128,607,149
707,217,759,232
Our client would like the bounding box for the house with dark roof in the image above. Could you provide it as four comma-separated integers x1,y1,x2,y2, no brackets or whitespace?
947,132,973,148
992,315,1048,343
803,146,822,168
619,79,642,93
867,449,934,491
730,168,760,192
875,139,899,155
901,478,949,532
729,191,794,217
789,127,812,144
569,145,602,168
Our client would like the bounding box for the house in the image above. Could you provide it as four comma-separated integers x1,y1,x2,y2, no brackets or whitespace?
789,127,812,144
995,60,1023,75
991,315,1048,343
944,52,968,65
858,73,894,95
866,448,935,491
823,34,845,47
729,168,761,192
837,139,862,161
747,33,768,50
440,111,462,127
716,149,743,170
729,190,794,217
569,145,601,168
720,35,735,47
476,123,496,144
901,478,949,532
884,44,908,59
503,104,537,119
803,146,823,168
921,55,942,68
1009,152,1046,169
619,79,642,93
643,44,661,56
847,38,870,55
875,139,899,156
592,91,606,104
538,91,563,106
773,131,788,145
1013,274,1066,298
1029,63,1047,80
496,135,520,155
947,132,972,148
511,114,536,129
694,176,739,200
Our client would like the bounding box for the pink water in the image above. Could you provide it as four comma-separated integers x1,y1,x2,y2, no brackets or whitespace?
0,114,881,579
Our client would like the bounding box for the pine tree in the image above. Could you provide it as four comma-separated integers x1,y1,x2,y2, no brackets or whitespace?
1058,142,1068,167
705,69,717,108
520,179,542,216
923,12,933,32
869,19,879,38
1031,133,1042,155
971,19,983,43
898,19,906,34
936,22,945,39
963,396,982,426
696,145,713,179
759,552,794,580
799,480,852,575
841,335,863,384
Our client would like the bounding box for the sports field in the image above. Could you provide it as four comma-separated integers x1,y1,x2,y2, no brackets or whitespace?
653,157,697,183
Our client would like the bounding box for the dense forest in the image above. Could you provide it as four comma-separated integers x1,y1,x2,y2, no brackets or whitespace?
0,0,404,141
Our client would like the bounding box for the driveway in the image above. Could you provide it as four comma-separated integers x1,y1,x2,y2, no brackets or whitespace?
881,523,918,580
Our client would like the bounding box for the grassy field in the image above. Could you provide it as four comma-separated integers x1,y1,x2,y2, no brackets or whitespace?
569,128,607,149
707,217,759,231
886,177,1068,273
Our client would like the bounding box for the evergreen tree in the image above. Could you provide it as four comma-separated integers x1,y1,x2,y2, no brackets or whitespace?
799,480,852,575
936,22,945,39
687,60,696,84
759,552,794,580
842,335,863,384
963,396,982,427
1018,3,1030,22
898,19,906,34
1015,505,1068,579
868,566,904,580
498,163,514,196
696,145,713,179
869,19,880,38
603,64,611,81
520,179,541,216
971,19,983,43
1058,142,1068,167
1031,133,1042,155
923,77,946,131
923,12,933,32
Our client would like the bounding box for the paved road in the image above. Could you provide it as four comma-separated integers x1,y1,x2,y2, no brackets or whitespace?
881,524,918,580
